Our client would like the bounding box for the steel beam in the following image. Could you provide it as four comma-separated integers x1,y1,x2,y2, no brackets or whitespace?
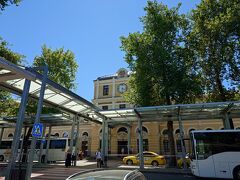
5,79,31,180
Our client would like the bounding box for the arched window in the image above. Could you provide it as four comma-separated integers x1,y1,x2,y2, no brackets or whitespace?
62,132,69,138
206,128,213,130
117,127,128,133
220,127,224,130
175,129,180,134
236,127,240,130
54,133,59,137
188,128,195,134
142,126,148,133
162,129,168,135
8,133,13,138
82,132,88,136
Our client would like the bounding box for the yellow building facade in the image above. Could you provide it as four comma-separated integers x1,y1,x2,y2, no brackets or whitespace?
2,68,240,158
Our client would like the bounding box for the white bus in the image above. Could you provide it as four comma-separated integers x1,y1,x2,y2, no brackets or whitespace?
190,130,240,179
0,138,74,162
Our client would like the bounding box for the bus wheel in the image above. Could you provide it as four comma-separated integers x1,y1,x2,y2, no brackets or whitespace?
0,155,4,161
233,166,240,179
127,160,133,165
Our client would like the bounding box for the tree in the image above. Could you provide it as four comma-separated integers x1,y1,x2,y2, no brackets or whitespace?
121,0,203,166
33,45,78,90
189,0,240,102
0,0,21,11
0,37,24,116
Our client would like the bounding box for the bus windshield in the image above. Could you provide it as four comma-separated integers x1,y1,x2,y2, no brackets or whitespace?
194,131,240,160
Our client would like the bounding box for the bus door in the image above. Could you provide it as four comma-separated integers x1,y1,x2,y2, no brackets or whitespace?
212,155,230,179
195,140,215,178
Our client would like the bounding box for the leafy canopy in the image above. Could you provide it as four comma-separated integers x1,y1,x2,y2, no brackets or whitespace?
33,45,78,90
189,0,240,101
0,0,21,11
121,0,203,107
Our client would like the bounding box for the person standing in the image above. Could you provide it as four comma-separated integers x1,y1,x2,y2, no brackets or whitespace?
95,148,102,168
65,149,71,168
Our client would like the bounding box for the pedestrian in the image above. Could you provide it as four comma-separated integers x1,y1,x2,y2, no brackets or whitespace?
95,148,102,168
71,152,76,166
78,150,83,160
65,149,71,168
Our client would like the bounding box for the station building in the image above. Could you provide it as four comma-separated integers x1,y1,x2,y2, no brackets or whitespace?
2,68,240,158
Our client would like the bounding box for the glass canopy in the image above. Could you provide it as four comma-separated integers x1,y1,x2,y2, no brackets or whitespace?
100,101,240,124
0,58,104,124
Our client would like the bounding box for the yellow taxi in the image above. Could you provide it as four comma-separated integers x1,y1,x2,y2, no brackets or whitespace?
123,151,166,166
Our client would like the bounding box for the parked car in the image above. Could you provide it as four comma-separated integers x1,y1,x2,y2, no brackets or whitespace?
66,169,146,180
177,153,191,168
123,151,166,166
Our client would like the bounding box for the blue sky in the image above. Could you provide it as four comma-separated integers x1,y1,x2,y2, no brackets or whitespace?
0,0,200,101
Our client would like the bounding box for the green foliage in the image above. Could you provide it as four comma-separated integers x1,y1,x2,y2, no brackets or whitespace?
121,0,203,107
0,37,24,116
0,37,24,64
189,0,240,101
0,0,21,11
33,45,78,90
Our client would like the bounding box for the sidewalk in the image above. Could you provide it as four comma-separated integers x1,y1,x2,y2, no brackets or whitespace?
0,159,191,179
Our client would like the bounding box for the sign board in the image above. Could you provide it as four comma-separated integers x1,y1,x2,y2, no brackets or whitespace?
32,123,43,138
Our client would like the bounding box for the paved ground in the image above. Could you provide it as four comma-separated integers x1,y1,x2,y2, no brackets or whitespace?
0,159,191,180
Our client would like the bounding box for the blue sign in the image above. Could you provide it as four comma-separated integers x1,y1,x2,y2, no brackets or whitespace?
32,123,43,138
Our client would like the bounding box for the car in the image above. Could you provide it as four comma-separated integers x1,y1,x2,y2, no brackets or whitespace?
66,169,146,180
177,153,191,168
123,151,166,166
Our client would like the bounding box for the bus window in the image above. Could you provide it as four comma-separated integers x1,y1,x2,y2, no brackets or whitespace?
50,139,66,149
36,140,47,149
0,141,12,149
195,133,213,159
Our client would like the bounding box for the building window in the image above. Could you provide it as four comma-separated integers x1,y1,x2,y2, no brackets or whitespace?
54,133,59,137
62,132,69,138
8,133,13,138
119,104,126,109
102,105,108,110
176,139,182,152
103,85,109,96
163,140,170,152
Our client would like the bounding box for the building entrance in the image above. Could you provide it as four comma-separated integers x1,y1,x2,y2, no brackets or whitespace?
118,141,127,155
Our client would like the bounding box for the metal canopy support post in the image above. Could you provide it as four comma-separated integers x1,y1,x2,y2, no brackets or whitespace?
25,66,48,180
223,113,231,129
127,126,131,155
70,118,76,153
5,79,31,180
134,109,144,169
104,120,108,167
101,118,106,167
74,117,80,166
177,109,187,169
38,125,46,163
0,127,4,145
19,127,27,162
44,126,52,164
137,117,144,169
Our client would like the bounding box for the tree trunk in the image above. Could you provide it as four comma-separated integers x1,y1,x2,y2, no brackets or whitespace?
215,73,226,101
167,120,176,167
165,95,176,167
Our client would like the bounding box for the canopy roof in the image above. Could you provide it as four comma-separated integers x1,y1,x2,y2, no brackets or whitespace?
0,58,104,124
100,101,240,124
1,58,240,128
0,114,75,128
